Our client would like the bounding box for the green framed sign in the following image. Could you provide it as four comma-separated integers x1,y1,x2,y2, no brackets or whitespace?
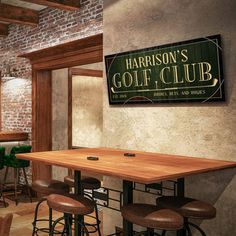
105,35,225,105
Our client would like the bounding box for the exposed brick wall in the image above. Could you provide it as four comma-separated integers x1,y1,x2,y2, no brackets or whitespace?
0,0,103,134
1,77,32,133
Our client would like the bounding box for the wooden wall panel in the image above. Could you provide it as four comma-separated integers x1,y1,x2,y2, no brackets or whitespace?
32,70,52,181
0,71,1,131
68,69,72,149
32,48,102,70
19,34,103,71
69,68,103,78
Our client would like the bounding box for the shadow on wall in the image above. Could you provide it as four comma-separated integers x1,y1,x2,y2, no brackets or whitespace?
186,168,236,235
104,0,122,9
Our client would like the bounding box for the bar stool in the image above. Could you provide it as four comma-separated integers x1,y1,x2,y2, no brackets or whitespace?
64,175,102,235
47,193,96,236
31,179,70,235
0,147,6,207
64,175,101,190
156,196,216,236
121,203,184,235
3,145,32,205
0,213,13,236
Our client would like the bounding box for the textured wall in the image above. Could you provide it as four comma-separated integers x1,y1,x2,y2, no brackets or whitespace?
73,63,103,148
1,77,31,133
103,0,236,235
52,68,69,181
72,75,103,148
0,0,103,132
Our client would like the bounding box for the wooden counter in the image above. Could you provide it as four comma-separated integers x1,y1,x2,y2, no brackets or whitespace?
0,131,28,142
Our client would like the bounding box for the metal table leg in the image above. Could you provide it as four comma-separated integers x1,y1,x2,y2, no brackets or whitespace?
123,180,133,236
74,170,82,236
177,178,186,236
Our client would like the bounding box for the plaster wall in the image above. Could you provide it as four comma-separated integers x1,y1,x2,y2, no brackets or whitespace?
103,0,236,235
73,62,103,148
52,68,69,181
72,75,103,148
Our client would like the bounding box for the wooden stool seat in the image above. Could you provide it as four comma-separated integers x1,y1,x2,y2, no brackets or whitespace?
47,194,95,215
157,196,216,219
32,179,70,195
121,203,183,231
64,175,101,189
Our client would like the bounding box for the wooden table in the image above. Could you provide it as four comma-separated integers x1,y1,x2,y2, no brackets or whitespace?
16,147,236,236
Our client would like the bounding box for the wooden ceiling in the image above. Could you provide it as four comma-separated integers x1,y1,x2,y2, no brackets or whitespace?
0,0,80,37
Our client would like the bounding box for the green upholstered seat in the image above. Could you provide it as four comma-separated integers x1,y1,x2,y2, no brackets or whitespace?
4,145,31,168
0,147,5,170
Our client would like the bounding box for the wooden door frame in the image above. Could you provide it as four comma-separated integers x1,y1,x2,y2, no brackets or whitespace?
0,71,1,131
19,34,103,181
68,67,103,149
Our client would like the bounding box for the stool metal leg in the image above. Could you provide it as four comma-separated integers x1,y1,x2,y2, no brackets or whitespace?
64,214,72,236
2,167,9,207
188,222,206,236
184,220,192,236
51,214,89,236
94,202,102,236
22,167,32,203
83,192,102,235
49,207,53,234
123,180,133,236
62,214,72,236
147,228,154,236
32,198,47,236
63,214,70,236
0,182,7,207
177,178,186,236
3,167,9,185
161,230,166,236
50,216,64,236
74,170,82,236
186,225,192,236
14,168,18,205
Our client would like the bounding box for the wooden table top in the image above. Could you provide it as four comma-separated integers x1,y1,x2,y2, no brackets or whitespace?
16,147,236,184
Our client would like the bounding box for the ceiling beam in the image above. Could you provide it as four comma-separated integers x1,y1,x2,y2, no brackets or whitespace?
22,0,80,11
0,23,8,36
0,3,38,26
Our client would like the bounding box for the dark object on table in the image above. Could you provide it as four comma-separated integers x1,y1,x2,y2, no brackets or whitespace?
87,156,99,161
124,152,135,157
